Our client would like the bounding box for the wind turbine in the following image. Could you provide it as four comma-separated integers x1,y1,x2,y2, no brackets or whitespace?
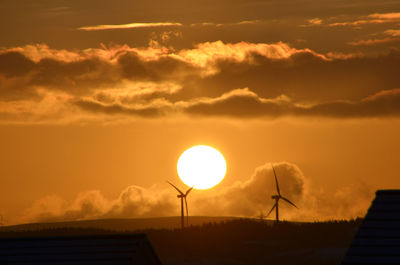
167,181,193,229
266,165,298,223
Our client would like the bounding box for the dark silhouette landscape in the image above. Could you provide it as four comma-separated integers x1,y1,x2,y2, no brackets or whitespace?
0,217,362,265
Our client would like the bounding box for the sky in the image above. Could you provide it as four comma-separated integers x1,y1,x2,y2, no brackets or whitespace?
1,0,400,225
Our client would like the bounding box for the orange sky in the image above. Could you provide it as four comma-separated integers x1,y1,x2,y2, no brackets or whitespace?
1,0,400,225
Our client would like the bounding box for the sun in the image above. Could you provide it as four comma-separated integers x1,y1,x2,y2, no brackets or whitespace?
177,145,227,190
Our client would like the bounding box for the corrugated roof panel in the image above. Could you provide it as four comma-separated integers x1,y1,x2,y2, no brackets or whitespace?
0,233,161,265
342,189,400,265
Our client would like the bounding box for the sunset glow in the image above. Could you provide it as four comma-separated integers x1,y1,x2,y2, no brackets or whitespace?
1,0,400,226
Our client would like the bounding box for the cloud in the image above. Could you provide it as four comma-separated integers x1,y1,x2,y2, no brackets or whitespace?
347,26,400,46
175,41,310,70
74,99,168,118
176,47,400,102
306,88,400,118
300,18,323,27
5,86,400,124
0,41,314,104
78,22,183,31
384,29,400,37
184,88,400,119
349,37,400,46
369,12,400,20
23,186,176,223
308,18,322,25
184,88,292,118
39,6,72,17
329,19,384,27
0,44,196,101
190,20,262,27
2,44,83,62
329,12,400,27
21,162,373,224
123,87,400,119
75,87,400,119
0,52,35,77
193,162,307,218
1,41,400,122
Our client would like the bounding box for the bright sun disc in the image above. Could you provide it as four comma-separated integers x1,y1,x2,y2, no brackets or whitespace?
177,145,227,190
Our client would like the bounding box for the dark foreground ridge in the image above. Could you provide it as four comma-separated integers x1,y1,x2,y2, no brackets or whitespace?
0,218,361,265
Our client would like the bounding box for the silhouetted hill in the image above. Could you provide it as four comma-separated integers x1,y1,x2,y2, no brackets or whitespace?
147,219,361,265
0,216,240,232
0,217,362,265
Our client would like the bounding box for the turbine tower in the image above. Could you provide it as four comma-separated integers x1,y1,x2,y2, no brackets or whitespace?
266,165,298,223
167,181,193,229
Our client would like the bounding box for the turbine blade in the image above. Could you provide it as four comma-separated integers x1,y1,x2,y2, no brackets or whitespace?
272,165,281,196
281,196,298,209
266,203,277,217
184,197,189,225
167,181,184,195
185,186,194,196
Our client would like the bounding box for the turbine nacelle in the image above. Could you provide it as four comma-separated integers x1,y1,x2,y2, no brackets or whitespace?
271,195,280,200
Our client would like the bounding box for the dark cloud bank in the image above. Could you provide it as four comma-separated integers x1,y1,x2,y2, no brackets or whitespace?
1,42,400,121
77,87,400,119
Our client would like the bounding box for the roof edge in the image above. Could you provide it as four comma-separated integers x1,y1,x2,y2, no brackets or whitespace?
376,189,400,195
